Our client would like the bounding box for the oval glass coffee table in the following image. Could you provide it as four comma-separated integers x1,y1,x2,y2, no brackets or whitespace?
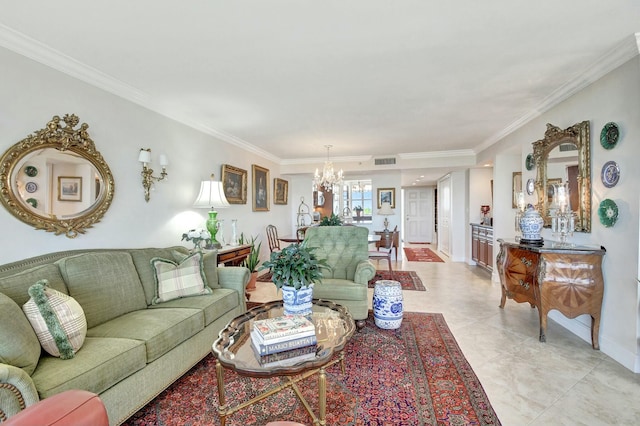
212,299,355,426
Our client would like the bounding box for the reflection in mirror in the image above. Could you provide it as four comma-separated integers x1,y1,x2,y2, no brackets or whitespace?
532,121,590,232
0,114,114,238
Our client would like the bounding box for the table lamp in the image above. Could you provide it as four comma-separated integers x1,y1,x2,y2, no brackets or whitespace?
193,174,230,248
377,202,395,232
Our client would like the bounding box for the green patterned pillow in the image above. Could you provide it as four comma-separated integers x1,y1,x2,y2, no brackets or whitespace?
151,252,212,304
22,280,87,360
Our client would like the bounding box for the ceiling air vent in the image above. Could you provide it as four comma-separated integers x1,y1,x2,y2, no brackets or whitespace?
374,157,396,166
559,143,577,152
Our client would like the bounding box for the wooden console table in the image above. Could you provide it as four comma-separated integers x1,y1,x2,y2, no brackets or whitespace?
496,239,606,349
217,244,251,266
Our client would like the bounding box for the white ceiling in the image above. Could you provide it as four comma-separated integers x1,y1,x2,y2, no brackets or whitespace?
1,1,639,185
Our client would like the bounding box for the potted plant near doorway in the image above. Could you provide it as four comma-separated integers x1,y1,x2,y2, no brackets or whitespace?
260,242,329,315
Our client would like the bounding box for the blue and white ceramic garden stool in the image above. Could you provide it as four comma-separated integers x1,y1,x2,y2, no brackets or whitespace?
373,280,403,329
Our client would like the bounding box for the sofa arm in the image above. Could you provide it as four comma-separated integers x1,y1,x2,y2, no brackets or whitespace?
353,260,376,285
0,364,39,421
218,266,250,311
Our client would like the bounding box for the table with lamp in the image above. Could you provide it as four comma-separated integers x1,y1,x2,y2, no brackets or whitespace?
192,174,251,267
373,202,399,261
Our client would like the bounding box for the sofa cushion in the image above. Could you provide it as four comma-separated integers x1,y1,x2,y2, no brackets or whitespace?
148,288,239,326
87,308,204,363
56,252,147,328
172,249,220,290
312,279,368,301
128,247,188,305
0,264,68,306
31,337,146,399
151,252,212,304
22,281,87,359
0,292,41,375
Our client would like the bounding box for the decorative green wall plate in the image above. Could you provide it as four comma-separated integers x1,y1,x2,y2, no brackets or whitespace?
598,199,618,227
600,122,619,150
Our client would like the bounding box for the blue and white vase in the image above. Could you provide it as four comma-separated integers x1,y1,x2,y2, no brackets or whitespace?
281,284,314,316
373,280,404,329
519,205,544,242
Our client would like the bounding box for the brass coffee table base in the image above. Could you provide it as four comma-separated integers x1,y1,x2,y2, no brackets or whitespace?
216,352,346,426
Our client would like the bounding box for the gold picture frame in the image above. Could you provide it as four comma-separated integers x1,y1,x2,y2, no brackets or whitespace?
377,187,395,209
58,176,82,202
512,172,522,208
274,178,288,205
252,164,270,211
221,164,247,204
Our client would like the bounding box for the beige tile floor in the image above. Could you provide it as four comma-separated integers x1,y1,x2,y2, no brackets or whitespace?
248,243,640,425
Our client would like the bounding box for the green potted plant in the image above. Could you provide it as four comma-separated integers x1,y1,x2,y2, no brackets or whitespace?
319,212,343,226
260,242,330,315
354,205,363,219
240,233,262,291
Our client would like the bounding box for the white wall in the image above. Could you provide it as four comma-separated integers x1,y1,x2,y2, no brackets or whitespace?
0,46,290,265
477,56,640,371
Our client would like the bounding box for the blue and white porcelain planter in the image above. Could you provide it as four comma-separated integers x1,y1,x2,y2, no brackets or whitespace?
373,280,404,329
281,284,314,316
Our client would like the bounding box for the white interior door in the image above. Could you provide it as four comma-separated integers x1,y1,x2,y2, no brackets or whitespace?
438,175,451,256
404,187,433,243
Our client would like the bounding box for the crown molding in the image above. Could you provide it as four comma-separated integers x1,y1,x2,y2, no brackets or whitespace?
0,24,280,163
398,149,475,160
476,32,640,153
280,155,372,166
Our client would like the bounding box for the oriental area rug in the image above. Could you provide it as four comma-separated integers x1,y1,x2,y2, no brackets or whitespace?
259,270,425,291
123,311,500,426
404,247,445,263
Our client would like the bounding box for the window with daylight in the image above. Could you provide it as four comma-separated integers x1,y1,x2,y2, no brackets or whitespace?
337,180,373,222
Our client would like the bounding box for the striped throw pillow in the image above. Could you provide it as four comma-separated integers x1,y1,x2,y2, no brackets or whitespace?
22,280,87,359
151,251,212,304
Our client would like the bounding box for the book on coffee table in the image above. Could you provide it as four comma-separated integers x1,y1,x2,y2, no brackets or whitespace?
251,331,318,355
250,342,318,367
252,315,316,342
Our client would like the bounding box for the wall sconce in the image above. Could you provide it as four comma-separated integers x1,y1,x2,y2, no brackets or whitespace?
138,148,168,202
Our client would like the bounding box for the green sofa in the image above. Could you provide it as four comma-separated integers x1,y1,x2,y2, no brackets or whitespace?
0,247,248,425
304,226,375,327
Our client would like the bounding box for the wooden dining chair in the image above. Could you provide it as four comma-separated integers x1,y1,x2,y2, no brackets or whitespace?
368,230,398,275
266,224,281,253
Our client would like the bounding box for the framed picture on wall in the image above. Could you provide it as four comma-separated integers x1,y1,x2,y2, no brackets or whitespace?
221,164,247,204
252,164,270,211
377,187,395,209
512,172,522,208
58,176,82,202
274,178,288,205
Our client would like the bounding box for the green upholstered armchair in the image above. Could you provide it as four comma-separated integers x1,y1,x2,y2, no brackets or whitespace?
304,226,375,328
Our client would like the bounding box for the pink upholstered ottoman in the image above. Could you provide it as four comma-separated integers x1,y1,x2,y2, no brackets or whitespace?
4,389,108,426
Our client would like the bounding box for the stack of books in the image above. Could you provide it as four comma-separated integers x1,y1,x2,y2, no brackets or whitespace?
251,315,317,367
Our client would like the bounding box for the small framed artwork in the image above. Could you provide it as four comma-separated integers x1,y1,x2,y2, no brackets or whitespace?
377,187,395,209
221,164,247,204
274,178,288,205
547,178,562,204
58,176,82,202
512,172,522,208
252,164,270,211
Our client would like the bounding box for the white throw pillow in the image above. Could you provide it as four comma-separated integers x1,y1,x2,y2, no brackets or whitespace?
22,280,87,359
151,252,212,304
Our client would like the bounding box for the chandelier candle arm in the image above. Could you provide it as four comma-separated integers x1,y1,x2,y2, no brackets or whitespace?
313,145,344,191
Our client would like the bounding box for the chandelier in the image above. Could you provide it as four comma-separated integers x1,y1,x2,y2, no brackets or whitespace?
313,145,344,191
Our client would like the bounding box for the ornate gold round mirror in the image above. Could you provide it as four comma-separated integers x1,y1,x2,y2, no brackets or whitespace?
0,114,115,238
532,121,591,232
